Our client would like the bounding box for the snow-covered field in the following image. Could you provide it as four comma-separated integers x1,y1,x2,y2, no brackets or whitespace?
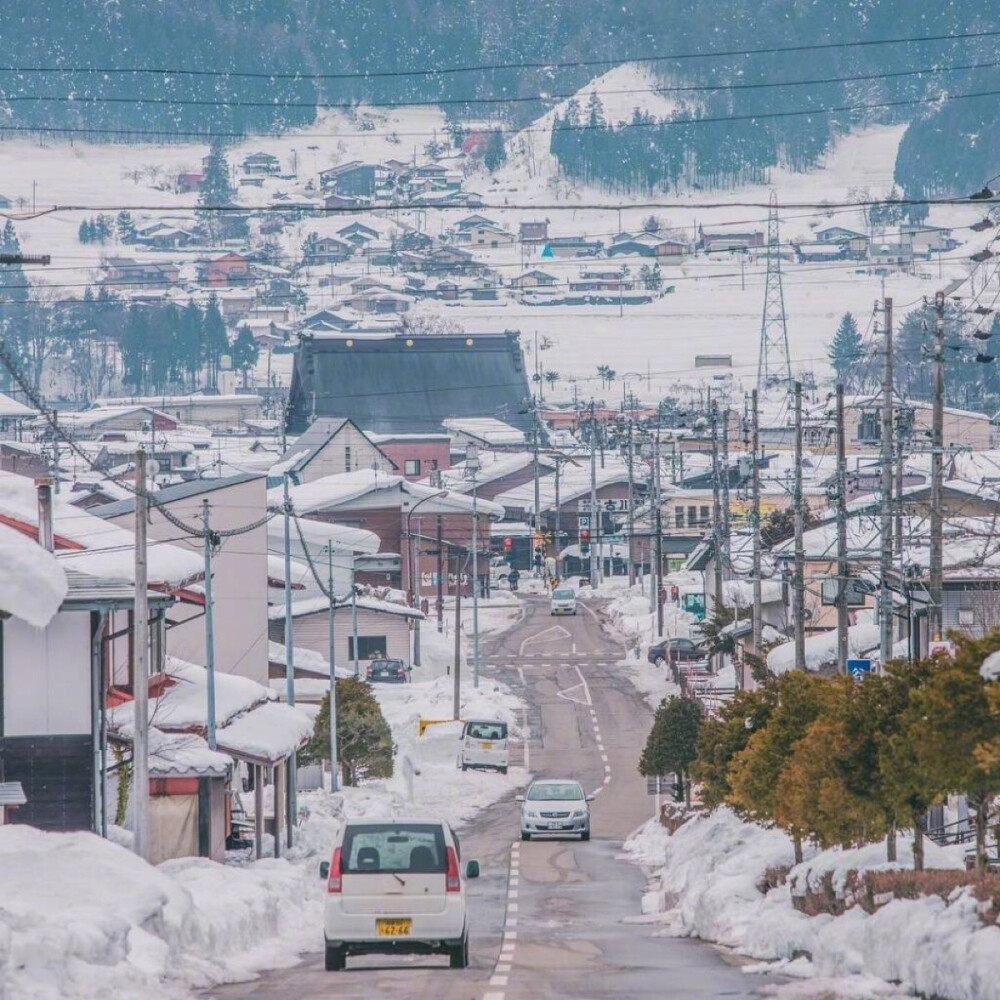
626,809,999,1000
0,601,526,1000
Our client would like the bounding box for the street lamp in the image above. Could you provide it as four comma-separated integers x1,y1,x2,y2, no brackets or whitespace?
464,444,482,688
405,488,448,668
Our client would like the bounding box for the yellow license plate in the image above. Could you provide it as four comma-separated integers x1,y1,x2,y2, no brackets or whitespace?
481,741,493,750
376,918,412,937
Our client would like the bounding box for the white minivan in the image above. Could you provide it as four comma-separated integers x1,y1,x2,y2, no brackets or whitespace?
320,818,480,971
550,587,577,616
459,719,509,774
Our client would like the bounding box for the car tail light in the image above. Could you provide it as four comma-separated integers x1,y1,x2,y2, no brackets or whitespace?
445,847,461,892
327,848,342,893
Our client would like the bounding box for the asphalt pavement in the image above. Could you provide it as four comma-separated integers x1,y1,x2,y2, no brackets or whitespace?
205,595,783,1000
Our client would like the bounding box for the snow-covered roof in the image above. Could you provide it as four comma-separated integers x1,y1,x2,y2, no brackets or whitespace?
268,594,425,621
0,471,202,589
0,392,37,419
722,579,783,608
214,700,313,765
267,641,354,679
442,417,526,448
431,451,557,494
148,727,232,778
150,657,271,730
493,458,631,511
267,514,381,557
271,468,504,520
767,623,881,675
0,523,68,627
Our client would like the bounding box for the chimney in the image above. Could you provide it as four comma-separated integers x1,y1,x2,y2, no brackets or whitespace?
35,477,55,552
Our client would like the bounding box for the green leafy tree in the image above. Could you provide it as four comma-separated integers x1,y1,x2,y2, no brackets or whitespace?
828,312,862,385
639,696,703,806
301,678,394,786
905,635,1000,874
727,671,834,861
694,686,776,809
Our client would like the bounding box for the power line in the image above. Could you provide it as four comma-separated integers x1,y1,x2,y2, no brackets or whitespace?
6,58,999,111
5,84,1000,141
3,27,997,81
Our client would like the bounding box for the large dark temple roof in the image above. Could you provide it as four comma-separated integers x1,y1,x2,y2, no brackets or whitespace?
286,331,532,436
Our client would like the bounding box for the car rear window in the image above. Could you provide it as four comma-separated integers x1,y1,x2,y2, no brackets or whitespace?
527,782,584,801
466,721,508,740
341,823,447,873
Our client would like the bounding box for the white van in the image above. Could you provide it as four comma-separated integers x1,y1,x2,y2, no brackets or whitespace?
459,719,509,774
320,818,480,971
550,588,577,616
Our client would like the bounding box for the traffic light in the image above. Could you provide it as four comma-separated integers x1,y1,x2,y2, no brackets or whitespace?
533,545,543,568
503,536,513,562
579,528,591,557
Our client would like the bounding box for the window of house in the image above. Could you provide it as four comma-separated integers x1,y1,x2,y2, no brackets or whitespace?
700,506,710,525
858,411,880,443
675,508,684,528
405,458,421,476
687,505,698,526
348,635,388,660
344,446,352,472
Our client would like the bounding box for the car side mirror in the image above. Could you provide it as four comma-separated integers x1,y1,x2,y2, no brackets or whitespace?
319,861,330,880
465,860,481,879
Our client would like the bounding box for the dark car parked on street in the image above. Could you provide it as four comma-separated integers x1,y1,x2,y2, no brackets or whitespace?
366,658,409,683
646,637,706,667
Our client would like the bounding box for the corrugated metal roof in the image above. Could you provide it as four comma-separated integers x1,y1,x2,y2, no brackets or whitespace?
0,782,26,806
92,471,265,519
61,569,173,608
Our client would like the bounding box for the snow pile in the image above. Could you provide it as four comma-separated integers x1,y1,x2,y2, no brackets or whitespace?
0,524,68,627
627,808,1000,1000
767,623,881,675
981,650,1000,681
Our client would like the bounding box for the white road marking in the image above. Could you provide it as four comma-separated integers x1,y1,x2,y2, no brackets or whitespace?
517,666,526,685
504,931,518,941
601,753,609,763
603,774,611,784
490,975,509,987
496,963,512,973
509,890,519,899
508,902,519,912
556,682,590,705
573,664,594,706
484,993,505,1000
518,623,572,656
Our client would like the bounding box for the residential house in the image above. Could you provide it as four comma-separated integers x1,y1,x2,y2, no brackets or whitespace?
176,173,204,194
275,469,505,600
451,218,516,248
901,223,954,254
200,252,252,288
699,229,765,252
654,239,688,259
50,405,179,440
794,241,848,263
337,221,381,245
242,152,281,176
342,289,414,314
869,242,915,267
303,235,353,265
520,220,549,244
101,257,181,291
815,226,870,258
510,269,558,290
0,194,13,210
0,782,26,824
544,236,604,258
569,268,634,293
91,394,263,431
268,596,424,670
320,162,390,199
431,450,556,502
606,232,664,257
272,418,393,485
443,417,526,453
369,433,452,480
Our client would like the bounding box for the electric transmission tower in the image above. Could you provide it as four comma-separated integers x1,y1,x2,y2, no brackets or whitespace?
757,191,791,390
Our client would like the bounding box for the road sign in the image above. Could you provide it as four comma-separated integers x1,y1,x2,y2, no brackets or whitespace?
847,658,871,681
578,498,630,512
578,515,590,529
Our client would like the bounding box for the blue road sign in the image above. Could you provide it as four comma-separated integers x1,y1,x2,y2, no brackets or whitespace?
847,658,871,680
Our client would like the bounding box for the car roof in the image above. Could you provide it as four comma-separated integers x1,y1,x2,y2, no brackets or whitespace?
465,718,507,725
529,778,582,786
343,816,449,828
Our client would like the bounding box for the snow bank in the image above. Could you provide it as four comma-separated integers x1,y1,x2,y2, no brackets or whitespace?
767,623,881,675
627,808,1000,1000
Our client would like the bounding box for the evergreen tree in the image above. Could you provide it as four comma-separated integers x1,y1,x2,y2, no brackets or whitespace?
231,325,260,387
483,129,507,172
78,220,93,244
116,211,137,244
301,678,394,786
585,91,606,129
201,294,228,389
828,312,862,384
639,696,703,806
198,141,236,243
177,300,205,388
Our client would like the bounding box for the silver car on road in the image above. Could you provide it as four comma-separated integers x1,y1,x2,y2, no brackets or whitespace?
519,779,591,841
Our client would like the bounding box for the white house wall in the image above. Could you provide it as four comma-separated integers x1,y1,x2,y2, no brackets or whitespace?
2,613,91,737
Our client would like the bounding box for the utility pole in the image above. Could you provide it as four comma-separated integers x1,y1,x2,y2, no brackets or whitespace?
710,405,724,668
532,403,541,566
750,390,762,656
589,402,599,589
721,408,731,571
202,500,218,751
553,455,562,583
281,475,297,844
793,382,806,670
132,449,150,860
327,546,339,793
436,515,444,632
453,549,462,720
879,297,894,667
835,384,849,672
929,291,945,641
654,430,664,637
626,422,635,586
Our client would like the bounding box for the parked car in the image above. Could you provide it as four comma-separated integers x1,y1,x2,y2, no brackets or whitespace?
319,818,480,970
489,556,511,588
518,779,591,841
550,588,577,616
646,637,706,667
459,719,509,774
366,658,409,683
